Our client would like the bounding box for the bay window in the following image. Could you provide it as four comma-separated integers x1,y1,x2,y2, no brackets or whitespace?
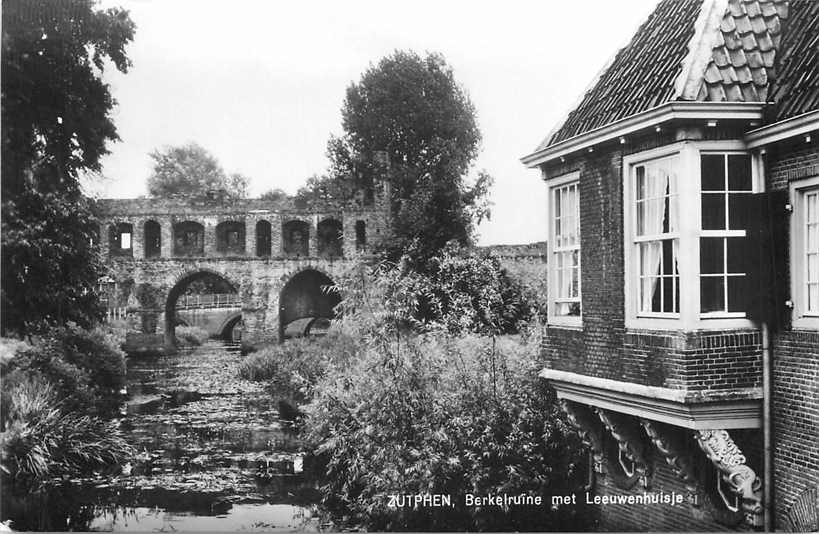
548,172,581,326
624,142,759,330
790,176,819,329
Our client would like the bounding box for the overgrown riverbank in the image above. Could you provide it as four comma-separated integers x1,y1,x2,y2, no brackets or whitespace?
0,325,134,491
240,252,596,531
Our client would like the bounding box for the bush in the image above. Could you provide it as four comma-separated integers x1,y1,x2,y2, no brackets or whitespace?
303,332,591,531
174,326,209,347
0,376,133,485
1,324,127,416
239,330,360,400
336,246,535,339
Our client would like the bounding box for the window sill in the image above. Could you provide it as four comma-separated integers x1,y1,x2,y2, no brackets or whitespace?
792,317,819,331
547,316,582,330
626,315,757,332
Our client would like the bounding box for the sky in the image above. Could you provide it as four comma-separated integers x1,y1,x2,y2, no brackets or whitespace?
91,0,660,245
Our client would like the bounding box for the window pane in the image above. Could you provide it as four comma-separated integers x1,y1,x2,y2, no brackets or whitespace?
728,276,748,313
809,283,819,313
701,154,725,191
808,223,818,253
701,276,725,313
728,154,752,191
662,275,675,313
701,237,724,274
727,237,749,273
640,242,661,277
808,254,818,283
702,193,726,230
662,239,675,275
636,166,645,201
120,233,131,249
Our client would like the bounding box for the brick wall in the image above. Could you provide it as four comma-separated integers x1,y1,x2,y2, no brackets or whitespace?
765,139,819,527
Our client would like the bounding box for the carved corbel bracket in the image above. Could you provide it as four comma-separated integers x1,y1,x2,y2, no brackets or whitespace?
559,399,605,473
641,419,701,504
594,407,652,487
695,429,763,527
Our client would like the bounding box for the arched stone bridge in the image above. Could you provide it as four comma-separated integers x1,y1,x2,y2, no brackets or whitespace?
97,192,389,347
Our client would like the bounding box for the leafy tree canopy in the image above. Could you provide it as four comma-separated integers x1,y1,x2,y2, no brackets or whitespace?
147,142,249,199
259,187,289,202
326,50,493,268
1,0,135,335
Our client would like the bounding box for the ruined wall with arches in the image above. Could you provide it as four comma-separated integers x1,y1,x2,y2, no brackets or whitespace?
98,194,388,346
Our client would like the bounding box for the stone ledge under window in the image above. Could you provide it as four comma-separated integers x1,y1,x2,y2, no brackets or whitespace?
540,368,761,430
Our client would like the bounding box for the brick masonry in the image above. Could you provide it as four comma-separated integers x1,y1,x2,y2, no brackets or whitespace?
765,138,819,527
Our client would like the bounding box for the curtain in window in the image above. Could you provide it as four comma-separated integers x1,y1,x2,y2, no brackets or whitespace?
639,163,677,312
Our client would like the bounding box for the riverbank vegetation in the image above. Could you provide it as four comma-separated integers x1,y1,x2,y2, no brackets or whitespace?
0,325,134,487
241,250,592,530
174,326,210,347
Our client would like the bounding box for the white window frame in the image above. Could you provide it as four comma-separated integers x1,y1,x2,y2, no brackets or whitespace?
623,140,762,331
547,171,582,328
790,175,819,330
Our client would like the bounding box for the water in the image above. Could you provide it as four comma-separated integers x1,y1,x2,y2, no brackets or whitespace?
2,341,320,532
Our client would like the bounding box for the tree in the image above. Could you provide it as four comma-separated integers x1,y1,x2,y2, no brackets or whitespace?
259,187,289,202
147,143,249,199
1,0,135,335
327,50,493,268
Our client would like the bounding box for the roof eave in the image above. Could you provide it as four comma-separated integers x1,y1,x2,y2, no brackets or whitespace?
745,109,819,148
521,101,765,169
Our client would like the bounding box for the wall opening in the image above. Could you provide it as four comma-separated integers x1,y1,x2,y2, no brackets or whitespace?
216,221,246,255
279,269,340,341
173,221,205,257
144,220,161,258
256,220,272,257
282,220,309,257
355,220,366,251
109,223,133,257
317,218,343,258
164,271,240,347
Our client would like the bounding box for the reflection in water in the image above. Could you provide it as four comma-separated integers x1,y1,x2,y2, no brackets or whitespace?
2,341,319,532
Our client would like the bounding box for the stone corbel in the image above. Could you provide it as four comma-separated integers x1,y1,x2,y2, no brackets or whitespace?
559,400,605,474
594,407,652,488
695,429,763,527
641,419,701,505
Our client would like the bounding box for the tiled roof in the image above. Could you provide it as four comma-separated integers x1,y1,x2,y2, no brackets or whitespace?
698,0,789,102
537,0,817,151
766,0,819,120
539,0,702,148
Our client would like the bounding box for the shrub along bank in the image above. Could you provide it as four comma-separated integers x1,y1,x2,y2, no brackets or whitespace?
0,324,133,487
240,250,593,530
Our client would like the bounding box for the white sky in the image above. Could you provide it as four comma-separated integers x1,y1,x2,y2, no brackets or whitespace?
91,0,659,245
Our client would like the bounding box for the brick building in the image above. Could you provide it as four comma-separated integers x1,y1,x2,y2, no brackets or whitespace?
522,0,817,530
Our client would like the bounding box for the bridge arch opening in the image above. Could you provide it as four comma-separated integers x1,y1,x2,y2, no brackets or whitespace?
282,220,309,257
173,221,205,257
144,220,161,258
317,218,343,258
216,221,246,255
279,269,340,341
165,271,240,347
109,222,133,257
256,220,272,257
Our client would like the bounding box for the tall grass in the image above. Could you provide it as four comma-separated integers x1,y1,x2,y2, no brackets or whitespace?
174,326,209,346
1,376,134,483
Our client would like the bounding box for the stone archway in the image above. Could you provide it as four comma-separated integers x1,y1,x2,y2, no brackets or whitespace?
278,268,340,341
164,269,240,347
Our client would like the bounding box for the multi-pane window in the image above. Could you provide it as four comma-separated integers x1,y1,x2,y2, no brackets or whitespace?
552,181,581,317
634,157,679,314
699,154,752,314
805,189,819,314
